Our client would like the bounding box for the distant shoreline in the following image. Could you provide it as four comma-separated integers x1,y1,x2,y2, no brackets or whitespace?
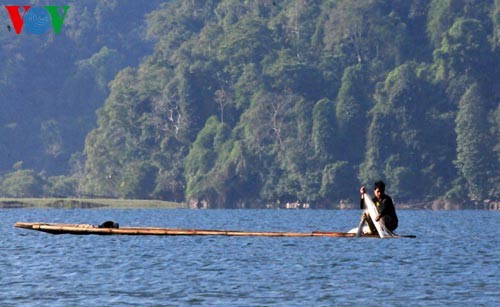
0,198,187,209
1,198,498,210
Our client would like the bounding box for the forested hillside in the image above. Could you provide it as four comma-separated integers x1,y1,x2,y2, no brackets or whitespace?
1,0,499,209
0,0,162,194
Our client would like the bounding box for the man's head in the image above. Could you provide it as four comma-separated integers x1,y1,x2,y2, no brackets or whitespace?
374,180,386,198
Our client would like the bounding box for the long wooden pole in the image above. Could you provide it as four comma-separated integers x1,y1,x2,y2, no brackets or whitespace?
14,222,415,238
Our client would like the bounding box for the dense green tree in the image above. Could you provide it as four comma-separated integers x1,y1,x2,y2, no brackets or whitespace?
335,65,371,164
320,161,357,207
323,0,409,67
82,68,142,197
265,51,328,101
493,0,500,50
454,84,493,201
427,0,463,47
117,161,158,199
427,0,492,47
209,140,261,208
0,166,45,198
312,98,336,163
184,116,222,203
434,18,493,79
46,175,79,197
218,17,275,70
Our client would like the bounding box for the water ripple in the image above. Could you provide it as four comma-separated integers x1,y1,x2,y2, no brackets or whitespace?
0,209,499,305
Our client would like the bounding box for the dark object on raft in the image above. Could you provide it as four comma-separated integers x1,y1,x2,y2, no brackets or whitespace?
98,221,119,229
14,222,416,238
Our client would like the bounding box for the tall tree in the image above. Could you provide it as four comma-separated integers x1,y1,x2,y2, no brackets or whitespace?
335,64,371,164
434,18,493,80
493,0,500,50
323,0,408,67
184,116,221,204
454,84,492,201
312,98,336,164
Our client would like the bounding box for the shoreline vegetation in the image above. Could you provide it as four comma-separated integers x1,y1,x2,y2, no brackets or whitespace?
1,198,498,210
0,198,187,209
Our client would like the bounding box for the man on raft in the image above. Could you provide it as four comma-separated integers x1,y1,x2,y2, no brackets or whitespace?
359,180,398,235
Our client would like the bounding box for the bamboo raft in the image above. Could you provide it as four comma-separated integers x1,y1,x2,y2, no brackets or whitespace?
14,222,416,238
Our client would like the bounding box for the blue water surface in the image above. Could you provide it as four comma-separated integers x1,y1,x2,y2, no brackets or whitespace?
1,209,499,306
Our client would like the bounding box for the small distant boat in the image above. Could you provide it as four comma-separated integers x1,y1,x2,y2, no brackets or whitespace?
14,222,416,238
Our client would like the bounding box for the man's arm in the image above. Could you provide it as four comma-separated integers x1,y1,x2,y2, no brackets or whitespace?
359,186,366,209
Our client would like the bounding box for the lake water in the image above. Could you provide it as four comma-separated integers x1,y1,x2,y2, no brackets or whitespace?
1,209,499,306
